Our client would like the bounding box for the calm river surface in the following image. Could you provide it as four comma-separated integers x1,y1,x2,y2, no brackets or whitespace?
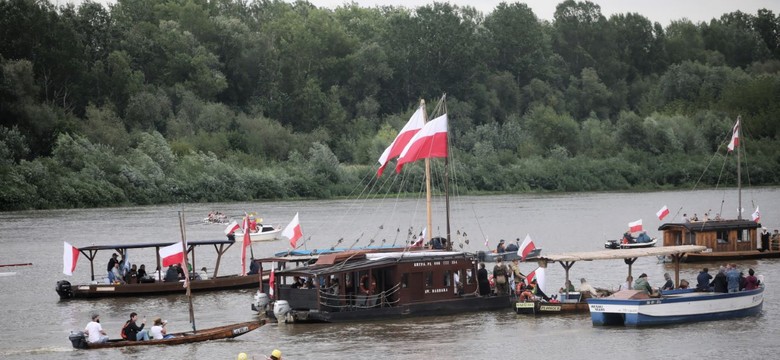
1,189,779,359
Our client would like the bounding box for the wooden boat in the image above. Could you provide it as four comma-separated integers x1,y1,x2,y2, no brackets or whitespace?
517,246,707,316
657,117,774,262
604,238,657,249
56,239,262,299
68,212,264,349
587,287,764,326
69,320,264,349
265,250,512,323
254,97,513,323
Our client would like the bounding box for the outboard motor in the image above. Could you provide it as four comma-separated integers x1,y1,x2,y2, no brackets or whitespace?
56,280,73,299
273,300,291,323
69,331,88,349
252,291,270,312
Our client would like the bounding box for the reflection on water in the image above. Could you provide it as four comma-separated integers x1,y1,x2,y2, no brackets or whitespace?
1,189,780,359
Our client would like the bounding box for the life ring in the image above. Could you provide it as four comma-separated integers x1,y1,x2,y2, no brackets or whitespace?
359,274,376,295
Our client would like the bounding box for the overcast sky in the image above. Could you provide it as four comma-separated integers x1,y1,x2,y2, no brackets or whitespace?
60,0,779,26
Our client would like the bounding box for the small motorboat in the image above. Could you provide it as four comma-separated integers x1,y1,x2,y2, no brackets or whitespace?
604,238,657,249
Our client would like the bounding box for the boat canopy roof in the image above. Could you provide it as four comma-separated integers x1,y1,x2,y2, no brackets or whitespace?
274,251,471,277
76,239,235,251
537,245,706,263
658,219,760,232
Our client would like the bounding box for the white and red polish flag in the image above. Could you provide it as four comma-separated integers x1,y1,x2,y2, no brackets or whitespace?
752,207,761,222
160,242,185,267
411,227,426,247
656,206,670,221
269,264,276,299
395,114,448,173
282,212,303,249
525,268,537,286
241,216,251,275
629,219,643,233
63,242,79,276
224,220,240,235
728,117,740,152
518,234,537,261
377,106,425,177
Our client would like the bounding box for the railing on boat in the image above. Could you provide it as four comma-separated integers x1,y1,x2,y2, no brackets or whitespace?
318,283,402,310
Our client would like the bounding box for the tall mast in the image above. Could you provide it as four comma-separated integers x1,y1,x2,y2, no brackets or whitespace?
443,95,451,251
178,211,196,332
422,99,433,245
737,115,742,220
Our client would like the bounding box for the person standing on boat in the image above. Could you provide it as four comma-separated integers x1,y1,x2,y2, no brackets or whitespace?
477,263,490,296
760,227,770,252
696,268,712,291
492,257,509,295
84,314,108,344
510,259,526,295
661,273,674,291
726,264,740,293
106,253,119,282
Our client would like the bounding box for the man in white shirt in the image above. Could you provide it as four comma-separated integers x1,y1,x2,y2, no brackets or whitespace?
84,314,108,343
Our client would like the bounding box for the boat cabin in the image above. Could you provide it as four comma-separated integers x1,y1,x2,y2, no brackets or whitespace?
659,220,760,252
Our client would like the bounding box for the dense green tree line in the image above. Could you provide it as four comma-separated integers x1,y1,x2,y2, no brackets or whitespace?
1,0,779,210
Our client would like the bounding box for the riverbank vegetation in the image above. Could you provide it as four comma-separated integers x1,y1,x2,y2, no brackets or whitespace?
1,0,779,210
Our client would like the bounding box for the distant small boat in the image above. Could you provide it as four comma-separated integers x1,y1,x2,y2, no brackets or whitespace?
69,320,264,349
232,224,282,242
604,238,657,249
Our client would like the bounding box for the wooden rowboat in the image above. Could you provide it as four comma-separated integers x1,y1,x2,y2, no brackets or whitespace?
70,319,264,349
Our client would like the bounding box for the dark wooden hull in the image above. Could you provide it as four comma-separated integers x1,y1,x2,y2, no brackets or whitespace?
58,275,262,299
73,320,263,349
271,294,513,323
683,250,780,263
514,301,589,315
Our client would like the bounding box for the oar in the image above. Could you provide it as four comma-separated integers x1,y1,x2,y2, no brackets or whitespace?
0,263,32,268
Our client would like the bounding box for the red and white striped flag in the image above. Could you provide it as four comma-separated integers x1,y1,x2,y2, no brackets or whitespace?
269,264,276,299
628,219,643,233
656,206,670,221
752,206,761,222
376,106,425,177
160,242,185,267
282,213,303,249
241,216,251,275
525,268,536,286
395,114,448,173
518,234,537,261
63,242,79,276
727,117,740,152
224,220,240,235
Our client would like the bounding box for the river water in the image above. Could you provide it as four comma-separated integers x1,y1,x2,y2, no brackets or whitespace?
1,188,779,359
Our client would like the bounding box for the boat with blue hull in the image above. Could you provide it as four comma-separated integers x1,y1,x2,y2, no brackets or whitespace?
587,287,764,326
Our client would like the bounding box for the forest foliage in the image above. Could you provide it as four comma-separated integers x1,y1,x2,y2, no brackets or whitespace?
1,0,780,210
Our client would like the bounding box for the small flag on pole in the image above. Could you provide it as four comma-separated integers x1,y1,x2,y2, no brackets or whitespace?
656,206,670,221
63,242,79,276
518,234,537,261
224,220,240,235
752,206,761,222
628,219,643,233
282,213,303,248
484,237,489,248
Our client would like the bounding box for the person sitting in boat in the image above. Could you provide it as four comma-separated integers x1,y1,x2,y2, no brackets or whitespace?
726,264,740,293
291,276,305,289
518,284,535,302
559,279,575,294
84,313,109,344
710,266,728,293
678,279,690,289
661,273,674,291
529,279,551,301
696,267,713,291
505,240,519,253
124,264,138,284
137,264,148,282
496,239,506,253
123,312,149,341
579,278,601,298
635,231,652,243
744,269,760,290
200,267,209,280
621,232,635,244
176,264,185,280
150,318,174,340
164,265,179,282
111,262,125,284
619,275,633,291
633,273,655,295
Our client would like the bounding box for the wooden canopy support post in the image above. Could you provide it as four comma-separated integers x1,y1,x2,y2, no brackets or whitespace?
559,260,576,297
82,249,98,281
670,253,685,287
212,242,234,277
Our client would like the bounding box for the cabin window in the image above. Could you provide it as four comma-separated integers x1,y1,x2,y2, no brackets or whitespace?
686,231,696,245
737,229,749,243
465,269,473,285
425,272,433,287
717,230,729,244
443,271,451,286
401,273,408,288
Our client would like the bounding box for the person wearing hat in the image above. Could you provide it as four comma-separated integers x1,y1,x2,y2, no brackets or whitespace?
84,314,109,344
149,317,174,339
633,273,653,295
492,257,509,295
268,349,282,360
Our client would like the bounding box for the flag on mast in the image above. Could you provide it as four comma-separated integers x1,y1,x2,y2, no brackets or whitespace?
752,206,760,222
282,213,303,248
395,114,448,173
628,219,643,233
63,242,79,276
518,234,536,261
377,106,425,177
728,117,740,152
656,206,670,221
